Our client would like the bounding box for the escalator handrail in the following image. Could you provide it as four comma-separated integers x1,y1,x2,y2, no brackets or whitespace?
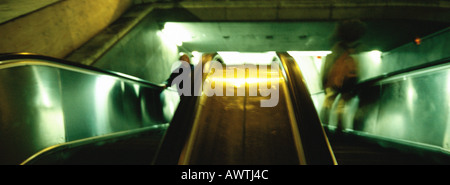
276,52,337,165
354,56,450,90
21,124,169,165
0,53,166,90
153,53,218,165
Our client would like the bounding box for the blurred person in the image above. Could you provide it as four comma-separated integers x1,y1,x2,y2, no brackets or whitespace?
164,53,195,95
320,19,366,134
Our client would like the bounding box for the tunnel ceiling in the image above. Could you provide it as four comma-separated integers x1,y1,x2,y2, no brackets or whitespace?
165,20,448,53
144,0,450,23
3,0,448,53
146,0,450,52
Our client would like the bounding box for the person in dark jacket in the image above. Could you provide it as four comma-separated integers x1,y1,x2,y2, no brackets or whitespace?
165,54,195,96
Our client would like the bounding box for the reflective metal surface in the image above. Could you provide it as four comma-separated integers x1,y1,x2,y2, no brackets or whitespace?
375,64,450,147
277,52,336,164
0,55,180,164
296,28,450,158
326,62,450,154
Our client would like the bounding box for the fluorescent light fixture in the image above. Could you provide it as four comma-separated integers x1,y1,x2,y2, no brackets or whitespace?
191,51,202,65
191,51,200,56
368,50,382,65
287,51,331,74
368,50,382,57
217,51,277,65
287,51,331,56
161,22,193,46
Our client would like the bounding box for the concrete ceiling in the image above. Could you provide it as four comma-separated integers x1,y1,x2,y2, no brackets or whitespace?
146,0,450,52
164,20,448,53
142,0,450,23
3,0,448,53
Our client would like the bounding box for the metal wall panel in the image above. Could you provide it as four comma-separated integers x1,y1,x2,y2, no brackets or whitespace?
58,67,179,142
381,28,450,75
376,66,450,146
92,13,179,84
0,66,65,164
299,27,450,156
0,60,180,164
60,69,109,141
325,63,450,153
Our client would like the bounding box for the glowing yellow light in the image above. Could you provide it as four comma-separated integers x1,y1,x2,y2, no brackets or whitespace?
210,77,283,87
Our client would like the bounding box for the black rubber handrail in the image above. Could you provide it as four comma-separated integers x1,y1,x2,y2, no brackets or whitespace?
21,124,168,165
0,53,166,90
153,53,218,165
276,52,336,165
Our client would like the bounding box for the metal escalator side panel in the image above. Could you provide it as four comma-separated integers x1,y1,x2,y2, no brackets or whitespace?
21,125,169,165
0,54,177,164
0,53,166,89
0,65,65,165
276,52,337,165
280,75,307,165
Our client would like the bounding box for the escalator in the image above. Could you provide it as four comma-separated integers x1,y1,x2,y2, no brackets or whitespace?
2,52,445,165
176,61,302,165
0,53,179,165
321,56,450,165
154,53,336,165
0,53,336,165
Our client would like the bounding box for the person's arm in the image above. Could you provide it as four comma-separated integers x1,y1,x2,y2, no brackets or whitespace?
342,56,359,92
320,54,334,90
165,67,184,88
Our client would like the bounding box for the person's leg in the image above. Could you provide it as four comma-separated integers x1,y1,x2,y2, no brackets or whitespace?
320,88,338,126
335,92,352,135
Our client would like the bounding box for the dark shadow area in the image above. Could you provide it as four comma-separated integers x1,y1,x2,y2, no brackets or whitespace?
325,130,448,165
25,127,167,165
